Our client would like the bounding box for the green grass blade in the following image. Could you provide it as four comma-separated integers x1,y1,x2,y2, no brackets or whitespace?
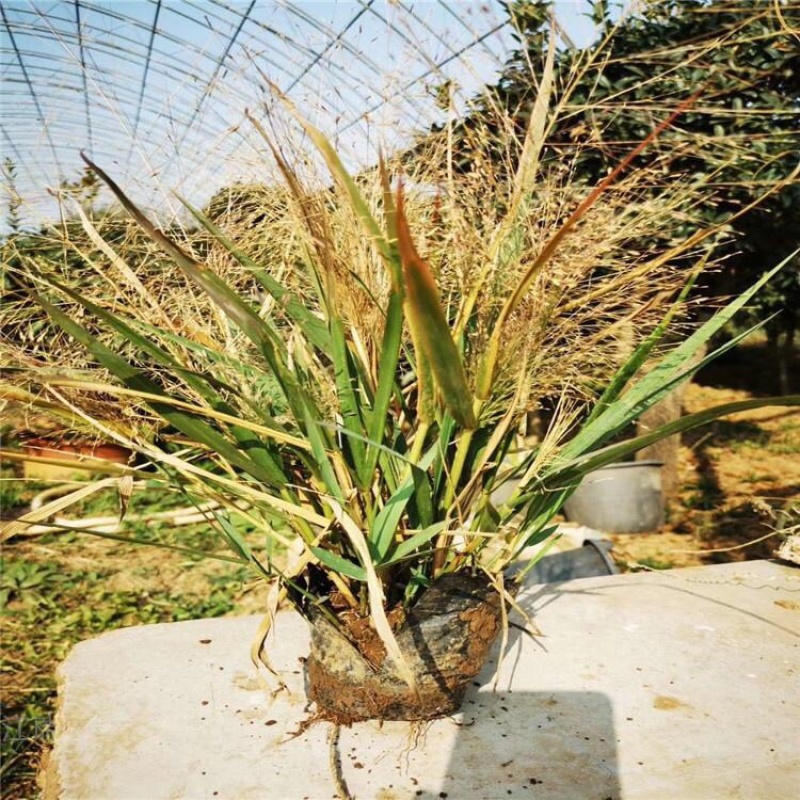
562,251,795,460
614,315,777,428
407,455,434,530
551,395,800,486
383,521,447,565
214,510,273,579
82,154,310,425
300,401,346,504
310,547,366,582
7,520,250,565
431,415,458,499
615,256,792,410
364,289,405,477
395,187,476,429
328,315,367,484
40,276,290,485
512,529,563,581
372,479,415,560
37,378,306,452
126,319,289,420
585,265,703,427
35,292,287,487
512,524,560,561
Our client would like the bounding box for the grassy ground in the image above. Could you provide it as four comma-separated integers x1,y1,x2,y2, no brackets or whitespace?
1,341,797,799
610,340,799,571
0,481,273,799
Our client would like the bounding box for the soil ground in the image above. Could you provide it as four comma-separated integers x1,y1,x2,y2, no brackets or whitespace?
609,340,799,572
1,338,797,798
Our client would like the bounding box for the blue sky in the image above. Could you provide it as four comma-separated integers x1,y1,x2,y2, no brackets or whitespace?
1,1,599,228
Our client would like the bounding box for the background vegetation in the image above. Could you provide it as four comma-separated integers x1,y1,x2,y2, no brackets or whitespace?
419,0,799,385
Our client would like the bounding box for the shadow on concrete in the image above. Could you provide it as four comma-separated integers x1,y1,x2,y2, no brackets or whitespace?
394,576,621,798
413,689,619,800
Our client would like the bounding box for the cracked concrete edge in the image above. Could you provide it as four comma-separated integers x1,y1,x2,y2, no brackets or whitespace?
38,656,67,799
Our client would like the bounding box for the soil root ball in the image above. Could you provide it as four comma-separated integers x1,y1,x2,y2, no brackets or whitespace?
306,573,506,723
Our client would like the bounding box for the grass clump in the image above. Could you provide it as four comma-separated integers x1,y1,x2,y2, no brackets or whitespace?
1,7,797,713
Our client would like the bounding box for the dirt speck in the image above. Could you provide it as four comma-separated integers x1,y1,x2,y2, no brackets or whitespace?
653,695,691,711
232,672,262,691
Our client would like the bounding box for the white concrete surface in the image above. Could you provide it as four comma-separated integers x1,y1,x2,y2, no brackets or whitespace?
45,560,800,800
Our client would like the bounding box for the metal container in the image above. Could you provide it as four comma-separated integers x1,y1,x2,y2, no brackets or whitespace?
563,461,664,533
523,539,619,584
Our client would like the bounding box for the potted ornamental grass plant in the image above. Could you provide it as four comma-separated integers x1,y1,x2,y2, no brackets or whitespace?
2,62,798,723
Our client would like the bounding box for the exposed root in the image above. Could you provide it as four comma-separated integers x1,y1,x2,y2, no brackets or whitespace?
284,709,325,741
306,573,505,721
328,723,354,800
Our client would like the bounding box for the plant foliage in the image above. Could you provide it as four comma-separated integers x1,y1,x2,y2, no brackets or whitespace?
2,17,798,674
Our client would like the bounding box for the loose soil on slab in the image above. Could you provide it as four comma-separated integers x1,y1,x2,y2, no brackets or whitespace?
1,339,797,798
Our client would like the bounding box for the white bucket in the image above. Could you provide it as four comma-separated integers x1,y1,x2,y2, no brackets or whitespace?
563,461,664,533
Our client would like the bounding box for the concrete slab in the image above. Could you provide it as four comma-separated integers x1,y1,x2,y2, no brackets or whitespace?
44,560,800,800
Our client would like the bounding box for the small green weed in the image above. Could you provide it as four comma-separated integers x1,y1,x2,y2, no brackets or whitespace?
630,556,676,571
0,560,66,606
0,473,27,519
